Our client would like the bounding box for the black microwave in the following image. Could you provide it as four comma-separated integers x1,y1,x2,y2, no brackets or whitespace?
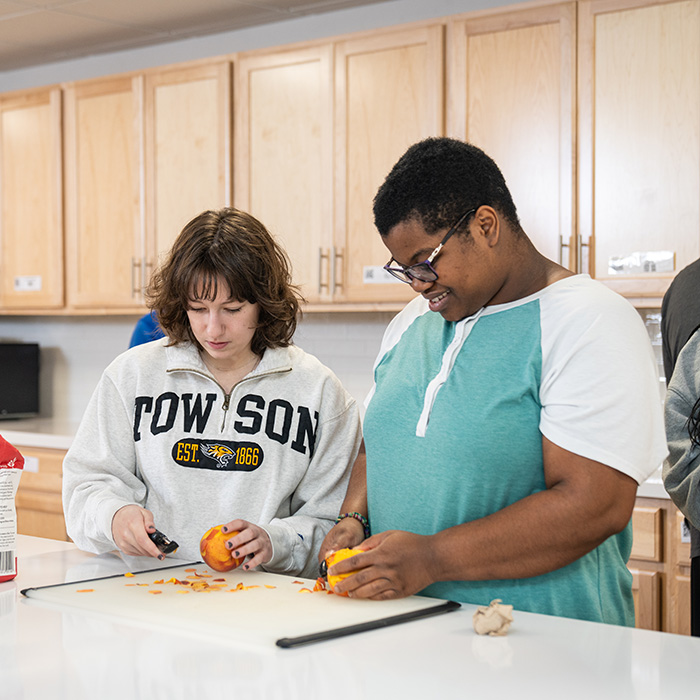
0,343,40,419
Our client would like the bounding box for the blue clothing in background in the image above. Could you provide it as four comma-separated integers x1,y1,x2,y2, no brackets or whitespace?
129,311,165,348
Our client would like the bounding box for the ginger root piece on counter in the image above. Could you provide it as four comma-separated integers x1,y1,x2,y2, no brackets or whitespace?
473,599,514,636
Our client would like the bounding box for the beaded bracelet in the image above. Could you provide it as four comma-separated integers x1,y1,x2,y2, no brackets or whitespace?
335,512,370,539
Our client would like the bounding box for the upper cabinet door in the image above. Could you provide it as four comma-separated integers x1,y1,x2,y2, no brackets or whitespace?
447,3,577,269
234,45,333,304
578,0,700,299
145,61,232,276
0,87,63,309
334,26,445,304
64,76,144,310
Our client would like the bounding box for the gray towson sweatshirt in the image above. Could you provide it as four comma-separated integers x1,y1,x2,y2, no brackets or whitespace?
663,329,700,559
62,339,362,578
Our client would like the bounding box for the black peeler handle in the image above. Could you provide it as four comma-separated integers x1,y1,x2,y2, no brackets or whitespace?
148,529,179,555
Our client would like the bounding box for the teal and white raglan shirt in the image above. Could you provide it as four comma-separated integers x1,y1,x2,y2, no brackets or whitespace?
363,275,667,625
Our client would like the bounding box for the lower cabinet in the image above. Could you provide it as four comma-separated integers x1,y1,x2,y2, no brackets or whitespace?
15,446,69,541
629,497,692,635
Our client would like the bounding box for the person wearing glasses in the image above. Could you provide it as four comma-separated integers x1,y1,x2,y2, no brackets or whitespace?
320,137,666,626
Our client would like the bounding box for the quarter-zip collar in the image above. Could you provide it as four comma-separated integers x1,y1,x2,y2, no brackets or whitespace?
164,342,293,380
163,342,294,431
415,306,484,437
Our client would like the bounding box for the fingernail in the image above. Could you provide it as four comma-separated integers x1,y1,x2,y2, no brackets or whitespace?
158,554,164,561
234,551,240,557
244,564,249,570
222,527,228,533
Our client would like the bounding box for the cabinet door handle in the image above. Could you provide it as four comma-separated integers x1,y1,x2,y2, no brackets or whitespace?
318,248,330,294
578,237,594,276
144,259,154,289
332,247,344,294
131,258,142,297
558,235,569,267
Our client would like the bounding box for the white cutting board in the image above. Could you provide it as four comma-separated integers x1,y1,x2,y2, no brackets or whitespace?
21,563,458,649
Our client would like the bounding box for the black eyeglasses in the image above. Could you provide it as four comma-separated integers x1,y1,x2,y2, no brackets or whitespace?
383,208,477,284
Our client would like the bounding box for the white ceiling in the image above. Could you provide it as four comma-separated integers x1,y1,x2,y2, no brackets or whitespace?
0,0,391,71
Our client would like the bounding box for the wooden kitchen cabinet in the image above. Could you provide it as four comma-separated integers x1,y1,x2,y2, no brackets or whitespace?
145,60,232,274
333,25,444,304
63,60,232,311
578,0,700,304
629,497,692,634
234,44,334,304
671,509,693,636
235,24,443,307
15,446,69,541
631,569,662,631
0,86,64,310
446,2,577,269
63,74,144,310
3,0,699,314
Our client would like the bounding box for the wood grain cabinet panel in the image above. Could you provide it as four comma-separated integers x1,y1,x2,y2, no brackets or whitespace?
630,569,662,631
578,0,700,302
631,506,663,561
15,447,69,542
236,26,443,307
64,75,144,310
0,87,63,309
630,497,692,635
234,45,333,303
447,3,576,270
145,61,231,275
673,574,692,636
334,25,444,304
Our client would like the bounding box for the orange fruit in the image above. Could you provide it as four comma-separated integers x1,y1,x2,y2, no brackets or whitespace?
325,548,363,596
199,525,245,572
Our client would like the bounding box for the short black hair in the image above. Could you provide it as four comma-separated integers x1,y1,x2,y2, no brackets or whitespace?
373,137,520,237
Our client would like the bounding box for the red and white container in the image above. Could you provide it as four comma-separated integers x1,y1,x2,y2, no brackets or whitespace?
0,435,24,583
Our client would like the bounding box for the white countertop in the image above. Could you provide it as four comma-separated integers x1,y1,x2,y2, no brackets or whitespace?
0,417,79,451
2,535,698,699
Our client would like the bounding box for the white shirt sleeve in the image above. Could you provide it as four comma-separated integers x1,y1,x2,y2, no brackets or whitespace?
538,278,667,483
